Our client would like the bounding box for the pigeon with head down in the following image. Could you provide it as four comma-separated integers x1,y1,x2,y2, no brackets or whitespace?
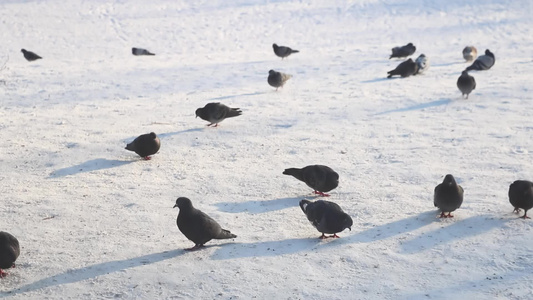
508,180,533,219
272,43,299,59
283,165,339,197
125,132,161,160
465,49,495,71
268,70,292,90
195,102,242,127
0,231,20,278
299,199,352,239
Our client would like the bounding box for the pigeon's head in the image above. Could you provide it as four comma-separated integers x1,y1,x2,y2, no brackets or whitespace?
268,70,276,75
272,43,278,49
149,132,157,139
418,54,426,58
195,108,202,118
461,70,469,76
407,43,413,46
342,213,353,231
21,49,26,53
443,174,457,186
174,197,193,209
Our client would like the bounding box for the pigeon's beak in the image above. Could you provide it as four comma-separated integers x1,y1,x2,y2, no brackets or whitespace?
173,204,178,208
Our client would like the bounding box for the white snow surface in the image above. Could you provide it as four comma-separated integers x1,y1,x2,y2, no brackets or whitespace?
1,0,533,299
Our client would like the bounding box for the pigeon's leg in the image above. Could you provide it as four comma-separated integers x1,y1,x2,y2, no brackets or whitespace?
313,191,331,197
319,233,328,239
11,263,15,268
513,208,521,214
185,244,205,251
206,123,214,127
0,269,7,278
143,156,152,160
213,124,219,127
329,234,340,238
520,211,530,219
439,212,447,218
446,212,454,218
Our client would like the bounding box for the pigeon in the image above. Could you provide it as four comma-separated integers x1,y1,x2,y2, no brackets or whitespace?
283,165,339,197
387,58,419,78
272,43,299,59
508,180,533,219
389,43,416,59
457,71,476,99
195,102,242,127
125,132,161,160
132,47,155,56
0,231,20,278
268,70,292,90
21,49,42,61
434,174,464,218
299,199,352,239
465,49,495,71
462,46,478,62
173,197,236,250
414,54,429,75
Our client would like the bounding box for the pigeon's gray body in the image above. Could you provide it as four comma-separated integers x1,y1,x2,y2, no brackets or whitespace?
125,132,161,159
268,70,292,90
387,58,419,78
272,43,299,59
283,165,339,196
414,54,429,74
21,49,42,61
389,43,416,59
299,199,352,238
0,231,19,277
173,197,236,250
195,102,242,127
508,180,533,219
132,47,155,56
465,49,495,71
457,71,476,99
434,174,464,218
462,46,478,62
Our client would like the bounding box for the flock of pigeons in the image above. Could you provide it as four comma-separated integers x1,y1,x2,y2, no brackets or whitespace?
0,43,529,278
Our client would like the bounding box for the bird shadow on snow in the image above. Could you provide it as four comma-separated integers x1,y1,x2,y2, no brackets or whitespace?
157,128,204,139
49,158,135,178
209,91,267,101
211,238,324,260
214,196,302,214
0,249,184,297
373,98,452,115
360,77,392,83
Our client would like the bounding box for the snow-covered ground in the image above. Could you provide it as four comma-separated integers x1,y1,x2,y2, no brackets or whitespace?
1,0,532,299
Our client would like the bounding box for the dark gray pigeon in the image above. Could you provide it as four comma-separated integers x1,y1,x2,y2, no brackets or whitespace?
268,69,292,90
132,47,155,56
462,46,477,62
389,43,416,59
457,71,476,99
272,43,299,59
0,231,20,278
173,197,237,250
195,102,242,127
125,132,161,160
434,174,464,218
387,58,419,78
508,180,533,219
283,165,339,197
299,199,352,239
21,49,42,61
465,49,495,71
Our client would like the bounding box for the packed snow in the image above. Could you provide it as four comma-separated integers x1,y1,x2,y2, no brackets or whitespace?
1,0,532,299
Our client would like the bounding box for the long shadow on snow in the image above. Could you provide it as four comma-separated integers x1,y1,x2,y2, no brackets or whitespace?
158,128,204,139
0,249,184,297
209,91,267,101
211,238,323,260
49,158,135,178
214,196,303,214
374,98,451,115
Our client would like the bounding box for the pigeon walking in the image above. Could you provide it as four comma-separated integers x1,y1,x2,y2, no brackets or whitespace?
21,49,42,61
0,231,20,278
195,102,242,127
268,70,292,90
465,49,495,71
462,46,478,62
434,174,464,218
299,199,352,239
508,180,533,219
125,132,161,160
387,58,419,78
132,47,155,56
389,43,416,59
414,54,429,74
272,43,299,59
457,71,476,99
283,165,339,197
173,197,237,250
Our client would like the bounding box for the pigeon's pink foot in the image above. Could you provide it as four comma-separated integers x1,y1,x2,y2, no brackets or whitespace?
11,263,15,268
313,191,330,197
439,212,447,218
330,234,340,238
143,156,152,160
520,213,530,219
0,269,7,278
446,213,454,218
319,233,328,239
185,245,205,251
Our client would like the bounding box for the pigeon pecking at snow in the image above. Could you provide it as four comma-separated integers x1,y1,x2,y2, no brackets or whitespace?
20,49,42,61
272,43,299,59
462,46,478,62
283,165,339,197
267,69,292,90
508,180,533,219
389,43,416,59
132,47,155,56
173,197,237,250
414,54,429,74
195,102,242,127
299,199,352,239
387,58,419,78
125,132,161,160
457,71,476,99
465,49,495,71
0,231,20,278
434,174,464,218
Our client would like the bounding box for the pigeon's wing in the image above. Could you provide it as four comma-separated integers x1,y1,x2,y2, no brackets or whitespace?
178,209,222,245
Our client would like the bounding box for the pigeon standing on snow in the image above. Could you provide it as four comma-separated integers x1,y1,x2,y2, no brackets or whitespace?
173,197,237,250
125,132,161,160
132,47,155,56
434,174,464,218
283,165,339,197
21,49,42,61
0,231,20,278
414,54,429,74
272,43,299,59
462,46,478,62
299,199,352,239
267,69,292,90
465,49,495,71
508,180,533,219
389,43,416,59
457,71,476,99
387,58,419,78
195,102,242,127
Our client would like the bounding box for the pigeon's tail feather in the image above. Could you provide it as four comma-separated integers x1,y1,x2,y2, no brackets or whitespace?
145,51,155,56
215,229,237,240
227,108,242,118
292,49,299,53
299,199,312,214
125,143,135,151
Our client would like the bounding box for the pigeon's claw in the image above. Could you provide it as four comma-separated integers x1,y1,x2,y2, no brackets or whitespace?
143,156,152,160
0,269,7,278
186,244,205,251
319,233,327,239
314,191,330,197
520,213,531,219
330,234,340,238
